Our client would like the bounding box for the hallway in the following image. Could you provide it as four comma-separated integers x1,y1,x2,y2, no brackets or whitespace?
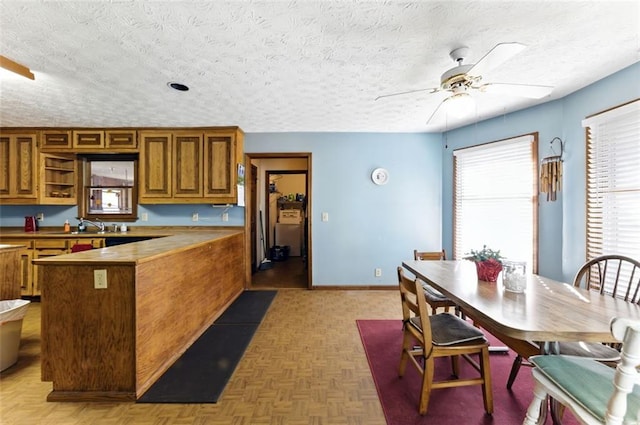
251,256,308,289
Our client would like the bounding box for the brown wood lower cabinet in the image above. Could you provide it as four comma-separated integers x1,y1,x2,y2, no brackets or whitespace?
35,231,244,401
0,237,106,296
0,245,25,300
32,239,68,297
0,239,33,296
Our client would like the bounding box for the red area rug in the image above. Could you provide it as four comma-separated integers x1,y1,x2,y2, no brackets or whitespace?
357,319,579,425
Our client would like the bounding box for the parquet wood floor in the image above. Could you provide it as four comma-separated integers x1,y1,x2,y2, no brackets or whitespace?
0,289,401,425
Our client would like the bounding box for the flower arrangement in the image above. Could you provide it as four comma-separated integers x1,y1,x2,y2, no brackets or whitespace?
465,245,504,282
464,245,504,263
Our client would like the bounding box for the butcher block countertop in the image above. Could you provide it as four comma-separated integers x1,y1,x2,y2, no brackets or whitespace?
0,243,26,250
32,229,242,266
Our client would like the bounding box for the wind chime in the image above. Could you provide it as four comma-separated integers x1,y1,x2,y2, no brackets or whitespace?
540,137,564,201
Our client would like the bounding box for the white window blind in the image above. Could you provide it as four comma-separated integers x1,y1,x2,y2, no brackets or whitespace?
453,134,537,272
583,99,640,262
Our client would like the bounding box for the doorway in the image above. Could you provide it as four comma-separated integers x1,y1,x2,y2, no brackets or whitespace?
244,153,312,289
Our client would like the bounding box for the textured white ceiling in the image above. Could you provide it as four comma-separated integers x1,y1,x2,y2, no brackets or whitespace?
0,1,638,133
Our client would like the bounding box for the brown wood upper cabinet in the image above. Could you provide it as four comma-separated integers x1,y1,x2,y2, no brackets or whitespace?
138,131,172,199
40,129,138,152
106,130,137,150
0,131,38,203
204,132,238,199
41,130,72,150
73,130,105,149
139,128,243,204
40,153,77,205
1,130,78,205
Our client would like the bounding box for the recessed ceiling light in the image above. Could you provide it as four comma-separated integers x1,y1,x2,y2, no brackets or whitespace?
167,82,189,91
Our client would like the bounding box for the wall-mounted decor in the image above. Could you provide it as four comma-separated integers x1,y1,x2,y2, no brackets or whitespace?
371,168,389,185
540,137,563,201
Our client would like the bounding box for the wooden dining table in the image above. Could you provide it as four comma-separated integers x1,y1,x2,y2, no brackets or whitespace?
402,259,640,423
403,259,640,346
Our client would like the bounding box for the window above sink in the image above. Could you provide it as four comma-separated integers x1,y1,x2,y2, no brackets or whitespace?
78,154,138,221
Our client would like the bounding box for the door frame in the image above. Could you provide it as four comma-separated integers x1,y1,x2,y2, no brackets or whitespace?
243,152,312,289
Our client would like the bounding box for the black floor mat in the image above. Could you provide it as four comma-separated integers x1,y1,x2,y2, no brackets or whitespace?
138,290,276,403
215,290,277,324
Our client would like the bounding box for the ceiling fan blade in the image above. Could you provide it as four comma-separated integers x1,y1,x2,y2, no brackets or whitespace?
467,42,526,77
480,83,553,99
375,87,439,101
426,98,447,125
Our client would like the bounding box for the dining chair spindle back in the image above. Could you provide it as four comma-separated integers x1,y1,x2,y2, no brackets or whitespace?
574,255,640,303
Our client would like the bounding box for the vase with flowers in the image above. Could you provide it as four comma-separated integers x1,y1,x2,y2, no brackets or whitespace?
465,245,504,282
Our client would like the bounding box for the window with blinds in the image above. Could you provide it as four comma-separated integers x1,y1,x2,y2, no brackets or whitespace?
453,134,538,273
583,99,640,262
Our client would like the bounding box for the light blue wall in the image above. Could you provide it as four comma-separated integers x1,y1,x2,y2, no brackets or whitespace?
245,132,443,286
441,61,640,282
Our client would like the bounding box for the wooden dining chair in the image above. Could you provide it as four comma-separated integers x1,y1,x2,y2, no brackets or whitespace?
397,266,493,415
574,255,640,302
523,317,640,425
413,249,458,315
507,255,640,390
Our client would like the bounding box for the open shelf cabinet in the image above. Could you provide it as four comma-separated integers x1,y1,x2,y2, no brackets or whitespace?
40,153,77,205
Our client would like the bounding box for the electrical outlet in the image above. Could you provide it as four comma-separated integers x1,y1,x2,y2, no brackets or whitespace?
36,212,44,221
94,270,108,289
222,212,229,222
192,212,199,222
141,213,148,222
375,268,382,277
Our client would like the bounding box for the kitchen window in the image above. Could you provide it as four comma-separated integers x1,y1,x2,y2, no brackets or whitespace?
78,154,138,221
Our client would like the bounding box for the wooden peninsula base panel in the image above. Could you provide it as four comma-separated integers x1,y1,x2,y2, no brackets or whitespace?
35,230,244,401
0,244,24,300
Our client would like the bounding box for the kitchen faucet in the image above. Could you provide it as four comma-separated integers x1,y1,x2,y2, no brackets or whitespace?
76,217,105,234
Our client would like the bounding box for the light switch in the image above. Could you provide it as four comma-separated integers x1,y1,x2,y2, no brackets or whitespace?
322,212,329,222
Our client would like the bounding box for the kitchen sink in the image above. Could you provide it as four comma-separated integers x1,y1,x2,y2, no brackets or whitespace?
42,231,112,235
104,237,152,247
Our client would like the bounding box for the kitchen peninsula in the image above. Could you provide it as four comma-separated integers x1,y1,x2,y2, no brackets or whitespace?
31,229,244,402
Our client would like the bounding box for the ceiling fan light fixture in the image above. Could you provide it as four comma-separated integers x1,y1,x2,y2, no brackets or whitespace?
444,92,475,117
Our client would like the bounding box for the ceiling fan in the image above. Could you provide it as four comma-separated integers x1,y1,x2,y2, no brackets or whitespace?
375,42,553,124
